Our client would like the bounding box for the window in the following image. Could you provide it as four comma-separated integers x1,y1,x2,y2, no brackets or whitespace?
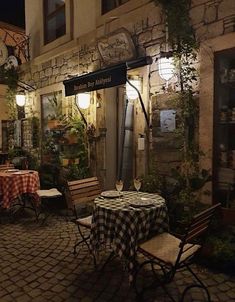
44,0,66,44
102,0,129,14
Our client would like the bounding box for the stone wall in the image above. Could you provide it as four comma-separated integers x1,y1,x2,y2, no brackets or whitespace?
21,0,235,181
22,0,235,91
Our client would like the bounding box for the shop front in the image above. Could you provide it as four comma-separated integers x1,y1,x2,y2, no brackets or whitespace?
63,56,152,190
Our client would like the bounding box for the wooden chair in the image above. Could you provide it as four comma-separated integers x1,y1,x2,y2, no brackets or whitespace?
0,164,15,172
36,188,62,221
134,203,221,302
67,177,101,261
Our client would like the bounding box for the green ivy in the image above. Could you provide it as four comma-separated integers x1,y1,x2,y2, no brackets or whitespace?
154,0,209,206
0,67,19,120
155,0,197,53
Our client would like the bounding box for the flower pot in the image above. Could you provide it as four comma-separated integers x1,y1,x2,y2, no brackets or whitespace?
64,133,78,144
62,158,69,166
47,119,63,130
68,158,79,165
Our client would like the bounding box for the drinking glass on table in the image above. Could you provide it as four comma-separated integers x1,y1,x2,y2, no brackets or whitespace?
134,178,141,195
115,180,123,199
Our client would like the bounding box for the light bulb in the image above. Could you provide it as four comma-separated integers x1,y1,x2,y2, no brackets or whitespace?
16,94,26,106
76,93,90,109
158,57,174,81
126,80,141,100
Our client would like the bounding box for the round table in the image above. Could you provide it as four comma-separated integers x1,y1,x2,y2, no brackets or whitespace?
90,191,169,281
0,170,40,209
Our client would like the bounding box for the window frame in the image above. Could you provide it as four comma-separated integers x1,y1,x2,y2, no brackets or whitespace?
43,0,66,45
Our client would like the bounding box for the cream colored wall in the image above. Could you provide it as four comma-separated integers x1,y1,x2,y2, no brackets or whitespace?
25,0,42,58
25,0,154,61
74,0,96,38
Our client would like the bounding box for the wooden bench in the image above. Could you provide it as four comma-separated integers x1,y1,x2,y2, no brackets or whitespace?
0,164,15,172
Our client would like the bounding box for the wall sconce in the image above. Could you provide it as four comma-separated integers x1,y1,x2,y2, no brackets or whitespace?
15,94,26,107
75,93,91,127
158,52,174,81
76,93,90,109
126,79,141,100
126,78,150,128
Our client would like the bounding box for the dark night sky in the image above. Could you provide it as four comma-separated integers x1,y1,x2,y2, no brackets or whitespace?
0,0,25,28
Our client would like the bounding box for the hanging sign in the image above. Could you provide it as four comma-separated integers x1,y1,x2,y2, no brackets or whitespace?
0,39,8,66
63,64,127,96
97,28,136,66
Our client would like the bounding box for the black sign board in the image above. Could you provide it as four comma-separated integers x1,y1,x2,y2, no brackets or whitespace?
63,64,127,96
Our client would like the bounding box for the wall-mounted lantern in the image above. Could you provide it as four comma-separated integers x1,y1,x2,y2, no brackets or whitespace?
15,93,26,107
158,52,174,82
126,78,151,128
76,93,91,109
75,93,91,126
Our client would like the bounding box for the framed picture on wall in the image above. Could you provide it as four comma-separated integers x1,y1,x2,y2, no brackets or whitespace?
160,109,176,132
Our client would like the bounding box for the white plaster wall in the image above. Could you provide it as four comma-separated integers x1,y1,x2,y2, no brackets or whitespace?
25,0,42,58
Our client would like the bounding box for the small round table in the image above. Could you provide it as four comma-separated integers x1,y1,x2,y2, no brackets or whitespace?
90,191,169,282
0,170,40,209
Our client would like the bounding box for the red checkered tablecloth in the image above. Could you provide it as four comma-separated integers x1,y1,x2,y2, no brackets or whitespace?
0,170,40,209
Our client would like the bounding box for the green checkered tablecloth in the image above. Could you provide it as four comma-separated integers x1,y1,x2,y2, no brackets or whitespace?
90,191,169,281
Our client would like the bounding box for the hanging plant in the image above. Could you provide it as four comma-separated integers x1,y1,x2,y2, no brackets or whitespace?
0,66,19,120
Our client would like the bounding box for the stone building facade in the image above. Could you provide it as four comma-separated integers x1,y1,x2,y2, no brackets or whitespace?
21,0,235,199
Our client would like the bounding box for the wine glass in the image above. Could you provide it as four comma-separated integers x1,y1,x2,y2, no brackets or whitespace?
115,180,123,199
134,178,141,195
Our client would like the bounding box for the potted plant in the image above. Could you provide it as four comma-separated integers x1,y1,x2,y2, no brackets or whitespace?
47,93,66,129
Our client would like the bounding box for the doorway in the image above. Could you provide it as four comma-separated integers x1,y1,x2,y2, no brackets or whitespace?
105,85,134,190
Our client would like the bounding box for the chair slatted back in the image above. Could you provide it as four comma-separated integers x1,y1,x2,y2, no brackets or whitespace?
177,203,221,265
0,164,14,172
67,177,101,210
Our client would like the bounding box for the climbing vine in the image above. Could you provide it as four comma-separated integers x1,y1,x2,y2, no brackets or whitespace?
155,0,199,159
154,0,210,207
0,67,19,120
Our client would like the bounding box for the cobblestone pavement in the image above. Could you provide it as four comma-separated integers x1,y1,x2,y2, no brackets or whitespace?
0,211,234,302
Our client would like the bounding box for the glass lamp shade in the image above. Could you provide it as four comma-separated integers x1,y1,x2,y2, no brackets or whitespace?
76,93,90,109
126,79,141,100
16,94,26,106
158,57,174,81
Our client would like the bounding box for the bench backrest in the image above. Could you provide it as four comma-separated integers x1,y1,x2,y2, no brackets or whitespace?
0,164,15,171
67,176,101,210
